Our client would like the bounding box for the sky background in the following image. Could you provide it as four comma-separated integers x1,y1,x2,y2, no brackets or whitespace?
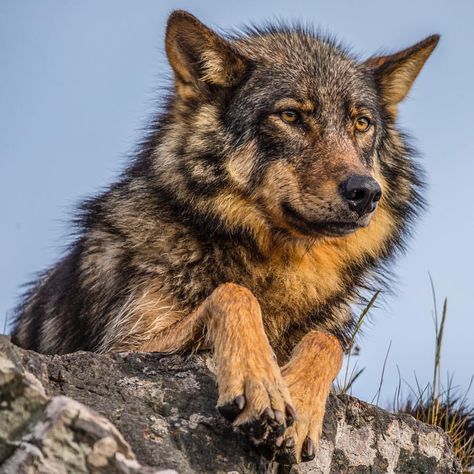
1,0,473,406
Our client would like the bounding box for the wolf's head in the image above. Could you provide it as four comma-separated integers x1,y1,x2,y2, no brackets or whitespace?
158,11,438,248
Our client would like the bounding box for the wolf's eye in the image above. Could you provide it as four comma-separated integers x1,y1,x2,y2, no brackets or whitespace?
280,109,301,124
355,116,371,133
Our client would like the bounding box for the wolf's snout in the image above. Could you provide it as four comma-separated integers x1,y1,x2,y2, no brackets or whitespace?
340,175,382,216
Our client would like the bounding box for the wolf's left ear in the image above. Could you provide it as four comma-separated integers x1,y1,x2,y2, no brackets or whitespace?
166,10,249,92
365,35,440,109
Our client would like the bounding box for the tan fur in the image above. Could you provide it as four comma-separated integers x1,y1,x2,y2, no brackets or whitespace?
140,283,292,436
100,281,186,353
281,331,343,461
137,286,342,460
12,11,438,464
225,141,258,190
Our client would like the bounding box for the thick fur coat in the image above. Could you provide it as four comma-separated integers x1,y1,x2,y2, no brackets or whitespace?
11,11,438,464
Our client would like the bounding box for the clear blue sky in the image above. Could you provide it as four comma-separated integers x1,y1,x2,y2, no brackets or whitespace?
1,0,473,405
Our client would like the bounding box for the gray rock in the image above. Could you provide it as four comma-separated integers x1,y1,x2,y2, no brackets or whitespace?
0,336,461,473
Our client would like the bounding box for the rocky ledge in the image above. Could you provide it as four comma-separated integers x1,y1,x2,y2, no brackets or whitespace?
0,335,460,473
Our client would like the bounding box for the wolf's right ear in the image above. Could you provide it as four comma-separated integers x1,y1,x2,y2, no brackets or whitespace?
365,34,440,113
166,11,249,94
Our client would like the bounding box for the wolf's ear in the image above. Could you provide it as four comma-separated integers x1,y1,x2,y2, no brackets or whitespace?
365,35,440,110
166,10,248,93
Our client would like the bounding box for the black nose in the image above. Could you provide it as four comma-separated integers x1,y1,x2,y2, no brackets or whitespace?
340,175,382,216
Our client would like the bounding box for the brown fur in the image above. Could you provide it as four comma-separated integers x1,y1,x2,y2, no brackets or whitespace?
282,331,343,462
11,10,439,465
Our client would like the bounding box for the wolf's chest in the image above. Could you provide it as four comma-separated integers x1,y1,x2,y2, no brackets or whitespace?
249,252,345,327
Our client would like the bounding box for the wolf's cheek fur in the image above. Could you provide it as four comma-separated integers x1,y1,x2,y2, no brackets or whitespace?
224,141,258,192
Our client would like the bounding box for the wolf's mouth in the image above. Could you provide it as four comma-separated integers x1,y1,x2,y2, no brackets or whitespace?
281,202,364,237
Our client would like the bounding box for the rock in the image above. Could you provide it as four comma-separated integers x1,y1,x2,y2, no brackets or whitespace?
0,336,461,473
0,337,172,474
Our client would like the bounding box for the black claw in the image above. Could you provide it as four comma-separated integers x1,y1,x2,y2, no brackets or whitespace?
253,426,286,459
301,437,316,462
285,404,297,426
235,395,245,411
284,437,295,449
263,407,275,420
217,396,245,422
217,404,240,422
274,409,285,425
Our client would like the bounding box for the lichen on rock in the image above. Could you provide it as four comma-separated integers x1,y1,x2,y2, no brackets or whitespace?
0,336,461,473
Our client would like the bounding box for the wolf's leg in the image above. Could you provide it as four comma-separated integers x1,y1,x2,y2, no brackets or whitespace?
140,283,295,447
275,330,343,464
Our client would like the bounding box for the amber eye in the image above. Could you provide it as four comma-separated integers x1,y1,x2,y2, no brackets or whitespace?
355,116,371,133
280,109,300,124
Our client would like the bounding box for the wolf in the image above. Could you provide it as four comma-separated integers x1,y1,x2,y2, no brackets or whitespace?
11,10,439,464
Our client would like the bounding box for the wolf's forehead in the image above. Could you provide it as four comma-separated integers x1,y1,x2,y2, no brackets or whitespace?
235,31,353,69
234,31,371,106
235,31,365,92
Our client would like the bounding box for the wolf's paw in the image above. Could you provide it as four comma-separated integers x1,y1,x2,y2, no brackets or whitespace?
271,363,328,464
273,411,321,464
216,364,295,448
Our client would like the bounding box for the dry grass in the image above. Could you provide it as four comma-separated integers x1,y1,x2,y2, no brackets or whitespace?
336,278,474,472
397,382,474,472
335,290,380,395
2,311,8,334
394,278,474,472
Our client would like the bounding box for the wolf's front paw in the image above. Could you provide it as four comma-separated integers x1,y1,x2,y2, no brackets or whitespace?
273,374,327,464
273,408,321,465
216,358,295,450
